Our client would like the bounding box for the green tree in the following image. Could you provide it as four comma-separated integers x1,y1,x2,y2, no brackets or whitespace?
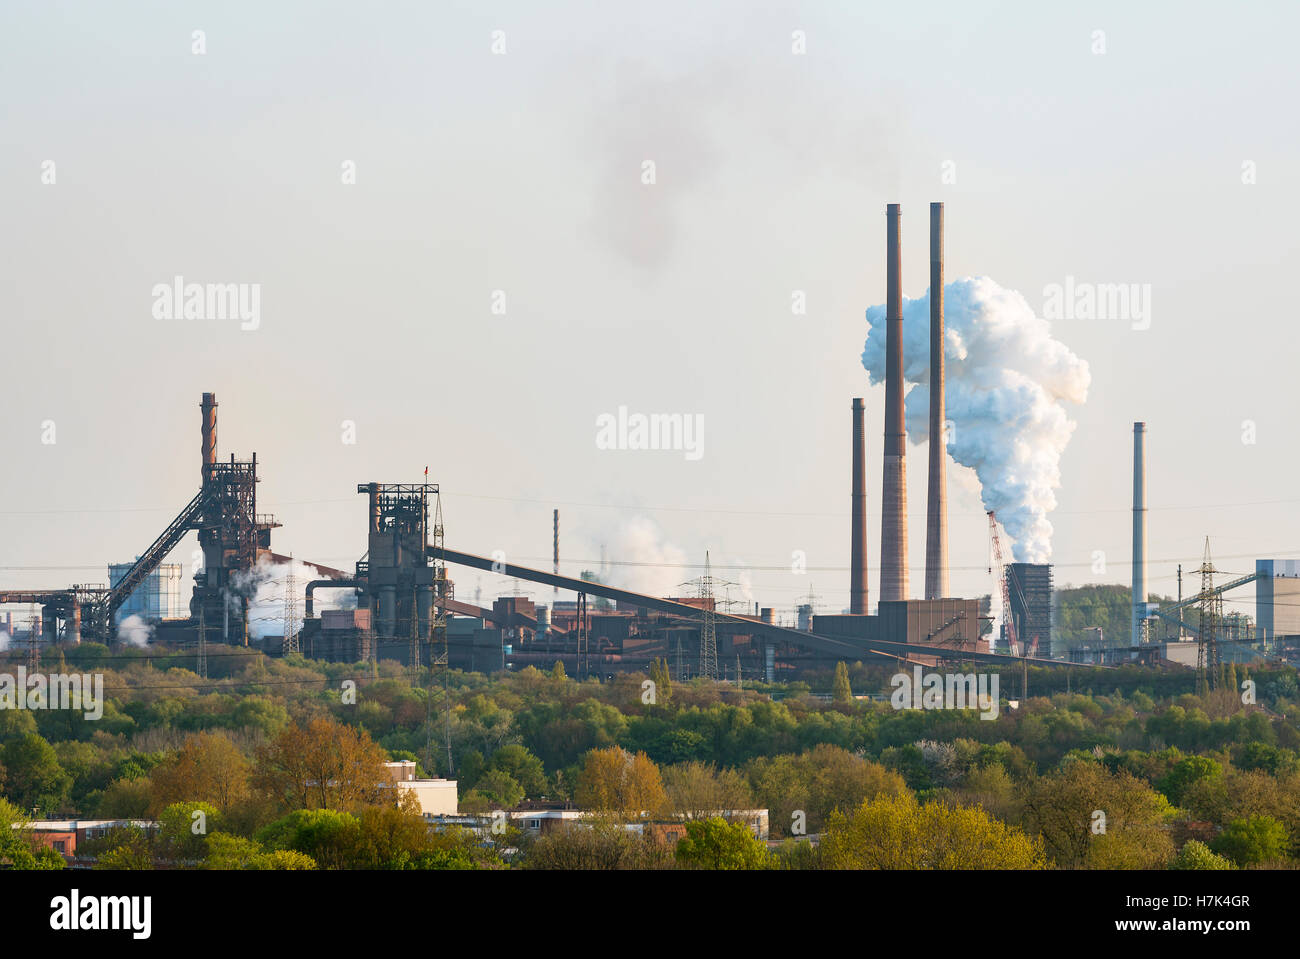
832,662,853,704
674,816,770,870
158,801,222,863
257,808,363,870
1,733,71,815
487,744,547,798
1158,756,1223,807
1170,840,1234,870
0,797,65,870
1211,815,1289,866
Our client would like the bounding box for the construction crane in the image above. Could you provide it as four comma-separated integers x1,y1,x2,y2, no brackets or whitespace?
988,512,1019,657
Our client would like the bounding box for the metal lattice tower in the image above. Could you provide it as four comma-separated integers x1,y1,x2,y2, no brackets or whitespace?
408,586,420,671
696,552,719,681
988,512,1018,656
197,605,208,679
1195,538,1222,691
282,557,299,655
26,614,40,672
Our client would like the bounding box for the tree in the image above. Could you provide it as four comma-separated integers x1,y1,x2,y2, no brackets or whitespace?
486,744,547,798
663,761,752,820
252,717,393,812
1211,815,1289,866
204,833,316,870
575,747,668,821
749,745,906,837
0,797,64,870
820,792,1046,869
832,662,853,704
1170,840,1234,870
158,801,222,864
674,816,770,870
1158,756,1223,807
472,769,524,809
1,733,71,815
257,808,363,869
523,821,671,870
649,658,673,704
1021,760,1176,869
149,731,252,814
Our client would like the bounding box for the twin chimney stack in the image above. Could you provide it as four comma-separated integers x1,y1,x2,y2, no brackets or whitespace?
862,202,950,609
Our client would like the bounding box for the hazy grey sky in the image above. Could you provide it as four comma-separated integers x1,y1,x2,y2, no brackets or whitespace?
2,0,1297,621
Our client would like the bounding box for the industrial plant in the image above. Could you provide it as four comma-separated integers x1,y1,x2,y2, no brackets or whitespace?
1,205,1293,690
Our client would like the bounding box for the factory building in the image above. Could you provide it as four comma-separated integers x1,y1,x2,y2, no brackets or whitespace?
1256,559,1300,641
1006,563,1053,659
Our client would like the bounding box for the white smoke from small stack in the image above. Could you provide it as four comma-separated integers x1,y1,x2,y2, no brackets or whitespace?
861,276,1090,563
602,517,691,597
117,614,153,647
228,556,337,640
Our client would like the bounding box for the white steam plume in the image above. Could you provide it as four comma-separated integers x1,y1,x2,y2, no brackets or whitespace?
117,614,153,647
601,517,691,598
228,556,345,640
861,276,1090,563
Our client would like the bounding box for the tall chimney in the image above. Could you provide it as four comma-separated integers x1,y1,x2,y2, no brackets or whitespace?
1132,422,1148,644
925,202,949,600
880,203,909,602
850,398,869,614
200,392,218,482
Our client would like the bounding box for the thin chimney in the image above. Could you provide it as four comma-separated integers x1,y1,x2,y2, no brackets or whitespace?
925,202,950,599
1132,422,1148,644
880,204,909,602
850,398,869,614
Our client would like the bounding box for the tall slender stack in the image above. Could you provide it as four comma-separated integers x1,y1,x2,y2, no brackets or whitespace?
1132,422,1148,644
925,202,949,600
850,398,869,614
879,204,909,602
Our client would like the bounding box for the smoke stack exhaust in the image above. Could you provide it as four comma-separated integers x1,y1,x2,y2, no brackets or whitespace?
925,202,949,600
880,203,909,602
850,397,869,614
1132,422,1148,644
200,392,218,482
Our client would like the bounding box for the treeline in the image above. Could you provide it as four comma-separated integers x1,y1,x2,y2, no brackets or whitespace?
2,645,1300,869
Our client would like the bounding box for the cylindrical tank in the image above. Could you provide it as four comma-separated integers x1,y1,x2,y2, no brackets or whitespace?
416,586,433,639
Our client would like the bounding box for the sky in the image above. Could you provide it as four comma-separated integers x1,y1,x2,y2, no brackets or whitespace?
2,0,1298,627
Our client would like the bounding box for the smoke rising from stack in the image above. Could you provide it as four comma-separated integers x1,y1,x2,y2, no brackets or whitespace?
116,614,152,647
861,276,1090,563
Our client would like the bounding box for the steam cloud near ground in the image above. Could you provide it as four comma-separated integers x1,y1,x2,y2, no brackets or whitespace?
861,276,1090,563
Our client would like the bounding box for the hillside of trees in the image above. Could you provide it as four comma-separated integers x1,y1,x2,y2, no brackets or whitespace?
1,642,1299,869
